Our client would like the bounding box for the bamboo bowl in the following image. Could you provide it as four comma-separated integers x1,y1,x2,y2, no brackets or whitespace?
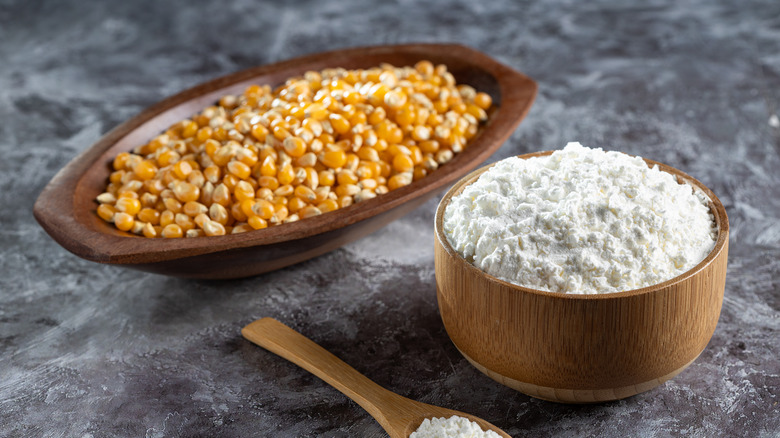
33,43,537,279
434,151,729,403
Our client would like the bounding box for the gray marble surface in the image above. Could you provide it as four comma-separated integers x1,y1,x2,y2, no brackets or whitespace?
2,0,779,436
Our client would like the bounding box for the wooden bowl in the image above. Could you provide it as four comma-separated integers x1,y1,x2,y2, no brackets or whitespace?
33,43,537,279
434,151,729,403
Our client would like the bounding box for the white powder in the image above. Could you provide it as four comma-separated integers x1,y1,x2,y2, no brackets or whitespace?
442,142,717,294
410,416,502,438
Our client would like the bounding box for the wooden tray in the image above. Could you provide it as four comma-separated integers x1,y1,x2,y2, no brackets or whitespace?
33,43,537,279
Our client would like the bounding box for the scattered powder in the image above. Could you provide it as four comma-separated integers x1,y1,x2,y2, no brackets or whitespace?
443,142,717,294
410,416,502,438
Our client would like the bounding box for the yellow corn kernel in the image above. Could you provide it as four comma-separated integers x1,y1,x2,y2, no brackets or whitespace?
160,210,175,227
226,160,250,180
338,195,353,208
287,196,307,213
296,152,317,168
97,204,116,222
392,154,414,173
356,165,373,179
142,222,157,238
203,165,220,184
277,162,295,185
349,111,367,126
196,126,213,143
161,224,183,238
272,125,291,141
388,172,412,191
200,181,214,205
363,161,382,179
328,114,350,135
356,147,379,162
269,205,289,224
202,219,226,236
256,187,274,200
335,184,360,197
212,183,231,206
138,208,161,225
252,199,275,220
249,123,267,141
359,178,378,190
182,201,208,217
257,176,280,190
415,60,434,76
175,213,195,231
282,136,307,158
409,146,423,165
209,203,229,225
344,153,359,172
233,180,255,202
419,140,440,154
172,160,193,179
134,160,158,180
474,92,492,110
318,170,335,186
115,197,141,215
114,212,134,231
231,202,248,222
317,199,339,213
395,106,415,127
320,149,346,169
299,205,322,219
368,107,386,125
172,181,200,203
194,213,210,228
383,90,407,109
354,188,377,203
314,186,331,203
240,199,256,218
411,125,431,142
247,216,268,230
294,185,317,202
222,174,239,191
113,152,131,171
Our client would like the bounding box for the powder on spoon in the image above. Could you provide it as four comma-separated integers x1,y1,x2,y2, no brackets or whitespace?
410,416,502,438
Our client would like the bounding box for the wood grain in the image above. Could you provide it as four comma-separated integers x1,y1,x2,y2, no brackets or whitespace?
32,43,537,279
434,151,730,403
242,318,511,438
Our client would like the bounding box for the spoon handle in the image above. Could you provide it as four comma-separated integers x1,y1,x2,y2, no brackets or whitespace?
242,317,408,437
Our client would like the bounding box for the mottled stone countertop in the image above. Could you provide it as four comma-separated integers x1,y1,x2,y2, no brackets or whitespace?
2,0,779,436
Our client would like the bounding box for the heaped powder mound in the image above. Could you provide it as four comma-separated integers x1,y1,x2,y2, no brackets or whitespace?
410,416,502,438
443,142,716,294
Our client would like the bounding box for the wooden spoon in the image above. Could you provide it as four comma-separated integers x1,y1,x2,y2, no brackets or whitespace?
242,317,511,438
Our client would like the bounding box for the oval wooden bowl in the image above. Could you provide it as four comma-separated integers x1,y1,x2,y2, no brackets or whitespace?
33,43,537,279
434,151,729,403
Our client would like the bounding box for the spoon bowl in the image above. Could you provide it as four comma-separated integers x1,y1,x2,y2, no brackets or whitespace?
33,43,537,279
242,317,510,438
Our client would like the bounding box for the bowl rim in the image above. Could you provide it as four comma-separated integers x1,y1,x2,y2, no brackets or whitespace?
434,150,730,300
33,43,538,265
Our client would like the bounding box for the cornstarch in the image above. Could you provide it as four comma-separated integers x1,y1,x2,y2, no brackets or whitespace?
442,142,716,294
410,416,502,438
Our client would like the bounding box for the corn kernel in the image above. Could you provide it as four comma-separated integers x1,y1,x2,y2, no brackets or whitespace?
114,212,134,231
115,197,141,215
97,204,117,222
161,224,183,238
